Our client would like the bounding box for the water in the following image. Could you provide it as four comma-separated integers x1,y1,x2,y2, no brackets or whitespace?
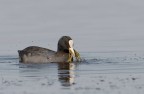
1,0,144,94
0,52,144,94
0,0,144,55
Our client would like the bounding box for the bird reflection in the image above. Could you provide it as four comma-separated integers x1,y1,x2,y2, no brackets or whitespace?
58,62,75,87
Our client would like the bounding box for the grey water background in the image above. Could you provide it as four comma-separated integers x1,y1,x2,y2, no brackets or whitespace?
1,0,144,94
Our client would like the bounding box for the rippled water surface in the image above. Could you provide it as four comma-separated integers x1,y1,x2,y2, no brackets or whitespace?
1,52,144,94
1,0,144,94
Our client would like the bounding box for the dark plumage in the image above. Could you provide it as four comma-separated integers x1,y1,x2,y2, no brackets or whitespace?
18,36,80,63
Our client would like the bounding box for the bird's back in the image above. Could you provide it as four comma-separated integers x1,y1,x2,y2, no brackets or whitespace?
18,46,56,63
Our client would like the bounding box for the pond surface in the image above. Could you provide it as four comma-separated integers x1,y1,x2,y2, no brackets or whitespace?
0,0,144,94
1,52,144,94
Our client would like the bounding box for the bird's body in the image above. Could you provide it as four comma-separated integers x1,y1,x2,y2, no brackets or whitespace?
18,36,80,63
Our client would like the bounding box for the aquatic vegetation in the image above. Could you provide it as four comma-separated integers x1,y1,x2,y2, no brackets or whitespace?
67,49,81,62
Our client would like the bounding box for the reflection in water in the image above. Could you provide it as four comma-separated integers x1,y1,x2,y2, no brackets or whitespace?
18,62,76,87
58,62,75,87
